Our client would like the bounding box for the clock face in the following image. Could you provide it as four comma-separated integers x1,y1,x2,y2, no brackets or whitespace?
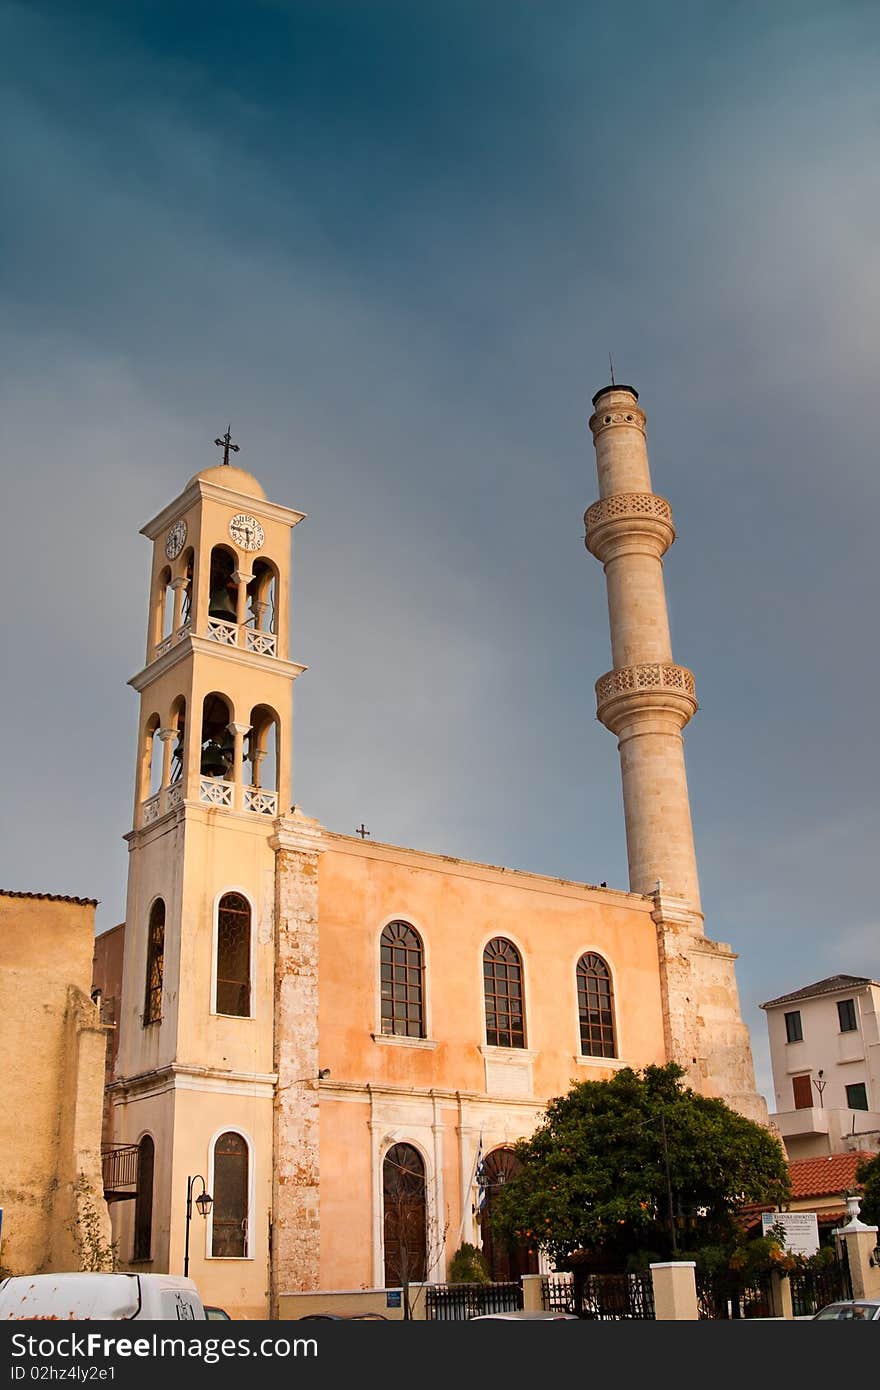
228,512,265,552
165,519,187,560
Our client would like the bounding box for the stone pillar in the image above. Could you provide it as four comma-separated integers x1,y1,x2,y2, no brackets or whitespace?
158,728,176,804
228,722,251,811
233,570,252,638
586,385,700,912
833,1204,880,1300
171,575,188,631
649,1261,698,1320
269,811,325,1316
768,1271,793,1319
521,1273,545,1312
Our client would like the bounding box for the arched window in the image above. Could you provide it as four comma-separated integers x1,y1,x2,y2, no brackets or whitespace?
208,545,238,628
576,953,616,1058
133,1135,154,1261
200,693,234,783
382,1143,427,1287
211,1131,249,1258
483,938,525,1048
143,900,165,1026
380,921,425,1038
216,893,251,1017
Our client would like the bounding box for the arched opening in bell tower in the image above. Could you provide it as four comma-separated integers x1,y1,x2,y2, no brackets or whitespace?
199,693,234,793
139,713,162,808
179,547,194,628
151,566,174,649
208,545,238,637
247,559,278,635
169,696,187,789
246,704,279,815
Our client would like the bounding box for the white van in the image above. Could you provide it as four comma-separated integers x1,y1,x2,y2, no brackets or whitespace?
0,1272,207,1320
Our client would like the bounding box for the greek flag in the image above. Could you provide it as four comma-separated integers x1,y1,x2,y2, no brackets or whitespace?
474,1133,488,1214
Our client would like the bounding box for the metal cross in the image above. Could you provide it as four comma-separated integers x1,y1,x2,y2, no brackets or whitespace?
355,823,371,839
214,425,240,466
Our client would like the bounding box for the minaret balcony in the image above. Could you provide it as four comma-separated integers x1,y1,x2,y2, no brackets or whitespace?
584,493,675,562
595,662,698,733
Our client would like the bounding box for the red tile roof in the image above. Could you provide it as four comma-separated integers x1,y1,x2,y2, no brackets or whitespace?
788,1151,873,1200
0,889,99,908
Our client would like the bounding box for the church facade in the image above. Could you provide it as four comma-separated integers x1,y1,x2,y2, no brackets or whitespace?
103,385,766,1317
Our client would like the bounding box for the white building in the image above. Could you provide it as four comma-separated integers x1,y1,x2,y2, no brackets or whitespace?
761,974,880,1160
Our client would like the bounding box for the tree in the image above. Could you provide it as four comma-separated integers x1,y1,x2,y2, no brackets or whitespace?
490,1064,790,1268
855,1152,880,1228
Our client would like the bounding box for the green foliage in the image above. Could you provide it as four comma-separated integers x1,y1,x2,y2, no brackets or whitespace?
447,1242,490,1284
855,1152,880,1228
71,1176,117,1273
489,1064,790,1266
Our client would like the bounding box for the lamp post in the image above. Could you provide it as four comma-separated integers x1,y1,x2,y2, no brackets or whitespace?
184,1175,213,1279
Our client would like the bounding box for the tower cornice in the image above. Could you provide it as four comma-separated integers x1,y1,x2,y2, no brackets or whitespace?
140,478,306,540
127,632,307,693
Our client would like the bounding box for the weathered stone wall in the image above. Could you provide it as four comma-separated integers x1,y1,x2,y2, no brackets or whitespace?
0,893,112,1274
270,813,323,1313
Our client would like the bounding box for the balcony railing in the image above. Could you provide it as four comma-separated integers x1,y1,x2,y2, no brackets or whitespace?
207,617,238,646
199,777,234,808
102,1144,139,1203
142,793,161,826
155,623,192,659
244,787,278,816
244,629,277,657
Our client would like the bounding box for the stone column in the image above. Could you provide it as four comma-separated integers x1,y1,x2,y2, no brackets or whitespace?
228,722,251,811
268,811,325,1316
157,728,177,811
833,1203,880,1301
233,570,252,641
586,385,701,913
649,1261,698,1320
170,575,189,632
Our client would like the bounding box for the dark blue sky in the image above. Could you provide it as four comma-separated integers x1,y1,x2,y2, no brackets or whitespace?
2,0,879,1100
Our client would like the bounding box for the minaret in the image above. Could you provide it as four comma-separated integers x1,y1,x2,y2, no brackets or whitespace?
585,382,767,1123
585,384,701,913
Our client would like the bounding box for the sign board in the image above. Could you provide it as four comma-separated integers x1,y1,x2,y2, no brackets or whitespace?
386,1290,402,1309
761,1211,819,1256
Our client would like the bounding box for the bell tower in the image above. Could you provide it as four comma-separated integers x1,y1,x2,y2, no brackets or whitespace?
110,447,306,1314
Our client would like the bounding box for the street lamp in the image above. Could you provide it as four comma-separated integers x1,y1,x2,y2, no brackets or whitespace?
184,1175,213,1278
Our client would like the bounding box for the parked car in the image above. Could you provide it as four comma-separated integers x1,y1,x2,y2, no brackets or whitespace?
0,1273,206,1320
812,1300,880,1321
296,1312,388,1320
469,1310,579,1321
204,1305,232,1320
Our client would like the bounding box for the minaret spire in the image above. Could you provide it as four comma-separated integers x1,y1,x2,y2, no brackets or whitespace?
585,383,701,912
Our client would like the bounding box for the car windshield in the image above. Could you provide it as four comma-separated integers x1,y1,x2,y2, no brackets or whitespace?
815,1304,877,1320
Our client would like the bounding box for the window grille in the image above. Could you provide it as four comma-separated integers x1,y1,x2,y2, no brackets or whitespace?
212,1132,248,1258
216,893,251,1017
483,938,525,1048
380,921,425,1038
577,953,616,1058
144,900,165,1025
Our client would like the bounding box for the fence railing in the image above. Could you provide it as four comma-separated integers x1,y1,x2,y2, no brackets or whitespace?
424,1282,522,1321
696,1270,773,1319
789,1254,852,1318
541,1272,655,1320
101,1143,139,1201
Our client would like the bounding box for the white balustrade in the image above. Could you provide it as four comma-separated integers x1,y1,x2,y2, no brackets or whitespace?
199,777,233,808
207,618,238,646
142,793,161,825
167,783,184,811
244,629,277,657
154,623,192,659
244,787,278,816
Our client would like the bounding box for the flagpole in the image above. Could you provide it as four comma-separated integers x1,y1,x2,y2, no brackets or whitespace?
456,1131,484,1246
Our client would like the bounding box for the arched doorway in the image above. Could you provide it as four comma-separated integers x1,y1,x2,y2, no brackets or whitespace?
478,1147,538,1281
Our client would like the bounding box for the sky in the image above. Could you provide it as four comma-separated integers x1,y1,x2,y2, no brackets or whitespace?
1,0,878,1106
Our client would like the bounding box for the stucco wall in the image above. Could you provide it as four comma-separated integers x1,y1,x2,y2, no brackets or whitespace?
0,894,111,1275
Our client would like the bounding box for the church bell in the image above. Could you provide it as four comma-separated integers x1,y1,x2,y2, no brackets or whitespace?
200,735,233,778
208,583,237,623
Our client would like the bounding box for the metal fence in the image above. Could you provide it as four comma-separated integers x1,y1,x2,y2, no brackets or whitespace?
789,1252,852,1318
696,1270,773,1319
424,1282,523,1321
542,1272,655,1320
